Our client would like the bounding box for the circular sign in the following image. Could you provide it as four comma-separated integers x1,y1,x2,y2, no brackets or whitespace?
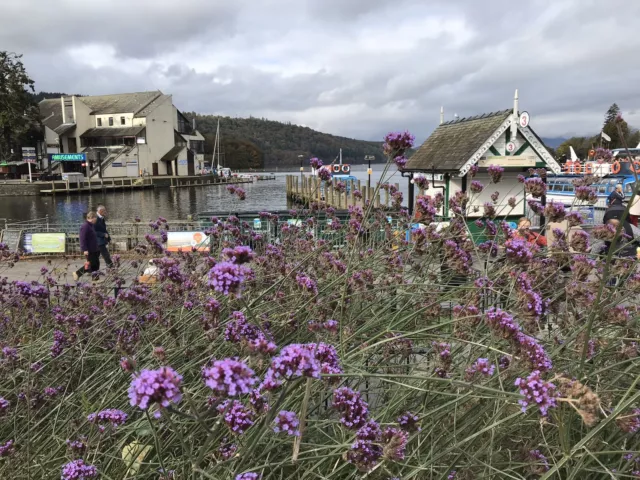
589,149,596,158
506,142,516,153
519,111,530,128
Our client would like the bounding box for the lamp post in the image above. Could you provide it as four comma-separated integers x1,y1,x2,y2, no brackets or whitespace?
365,155,374,191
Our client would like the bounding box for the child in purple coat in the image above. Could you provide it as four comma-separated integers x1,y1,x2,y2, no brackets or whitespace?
73,212,100,281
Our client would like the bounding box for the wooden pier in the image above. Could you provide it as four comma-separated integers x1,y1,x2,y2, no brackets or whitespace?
169,177,251,189
40,178,154,195
286,175,399,209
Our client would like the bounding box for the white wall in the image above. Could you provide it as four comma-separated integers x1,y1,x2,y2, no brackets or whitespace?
466,172,525,218
72,97,93,151
143,96,175,175
176,147,189,176
94,112,135,128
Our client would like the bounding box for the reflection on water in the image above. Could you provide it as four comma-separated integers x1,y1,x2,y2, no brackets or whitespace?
0,164,410,224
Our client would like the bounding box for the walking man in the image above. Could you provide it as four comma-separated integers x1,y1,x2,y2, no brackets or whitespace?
73,212,100,281
95,205,113,268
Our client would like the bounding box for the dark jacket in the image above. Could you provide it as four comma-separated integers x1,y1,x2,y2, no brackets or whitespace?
79,221,99,253
607,190,625,206
94,215,109,246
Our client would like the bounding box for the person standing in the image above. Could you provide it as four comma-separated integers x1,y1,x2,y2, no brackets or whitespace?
607,184,625,207
73,212,100,281
95,205,113,268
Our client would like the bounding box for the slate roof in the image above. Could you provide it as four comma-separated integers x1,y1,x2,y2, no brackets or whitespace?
80,126,145,137
40,99,63,130
80,91,163,115
160,145,186,161
405,109,512,172
134,94,171,118
54,123,76,135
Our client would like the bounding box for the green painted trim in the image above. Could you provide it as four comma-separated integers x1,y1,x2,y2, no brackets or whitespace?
513,141,530,156
489,146,501,156
504,130,510,155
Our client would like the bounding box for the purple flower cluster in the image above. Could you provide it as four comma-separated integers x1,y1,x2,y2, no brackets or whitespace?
356,419,382,441
202,359,257,397
0,440,13,457
397,411,421,432
515,370,557,416
529,449,550,472
524,177,547,197
128,366,183,411
87,409,128,431
544,201,566,222
208,262,252,297
66,438,87,455
505,238,537,264
485,308,552,371
470,180,484,193
308,319,338,334
263,344,321,389
61,459,98,480
416,195,437,223
295,273,318,296
309,157,323,169
394,155,407,169
222,246,255,264
317,167,332,181
273,410,300,436
575,185,597,203
217,399,255,434
413,174,429,190
236,473,261,480
332,387,369,430
465,358,496,379
0,397,9,415
487,164,504,183
347,439,383,472
382,427,408,461
383,131,415,157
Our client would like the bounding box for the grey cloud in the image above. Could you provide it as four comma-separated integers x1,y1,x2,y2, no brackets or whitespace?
5,0,640,144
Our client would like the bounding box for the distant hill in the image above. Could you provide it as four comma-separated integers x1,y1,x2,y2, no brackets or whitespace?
541,137,568,149
183,113,387,169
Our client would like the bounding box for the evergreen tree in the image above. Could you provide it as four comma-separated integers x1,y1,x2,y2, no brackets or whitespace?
602,103,629,148
0,52,40,162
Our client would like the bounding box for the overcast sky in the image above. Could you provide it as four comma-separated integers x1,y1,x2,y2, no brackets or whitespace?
3,0,639,143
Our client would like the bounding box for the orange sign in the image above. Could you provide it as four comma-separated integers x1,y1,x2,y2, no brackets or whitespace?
166,231,210,252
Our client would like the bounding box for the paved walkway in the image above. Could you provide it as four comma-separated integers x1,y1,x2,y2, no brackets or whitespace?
0,257,138,284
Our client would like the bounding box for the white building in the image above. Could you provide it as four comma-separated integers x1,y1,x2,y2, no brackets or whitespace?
40,91,205,178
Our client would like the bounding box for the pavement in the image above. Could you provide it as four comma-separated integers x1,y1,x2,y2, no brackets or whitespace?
0,257,138,284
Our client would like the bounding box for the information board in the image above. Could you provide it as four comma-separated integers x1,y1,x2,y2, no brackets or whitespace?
49,153,86,162
1,229,23,251
166,231,210,252
23,233,66,253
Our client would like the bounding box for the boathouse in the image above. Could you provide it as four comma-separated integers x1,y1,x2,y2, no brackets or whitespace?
404,90,561,228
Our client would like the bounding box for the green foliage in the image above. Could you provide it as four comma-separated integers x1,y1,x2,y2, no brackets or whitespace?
185,113,386,169
555,136,596,159
0,52,40,162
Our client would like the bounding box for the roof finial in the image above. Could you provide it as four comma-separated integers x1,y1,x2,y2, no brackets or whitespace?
440,106,444,125
510,89,519,142
513,89,519,116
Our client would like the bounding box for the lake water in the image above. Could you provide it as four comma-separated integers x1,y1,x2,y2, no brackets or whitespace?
0,164,411,224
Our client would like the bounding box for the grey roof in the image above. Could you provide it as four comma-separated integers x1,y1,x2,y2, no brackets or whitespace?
80,91,163,115
54,123,76,135
134,94,171,118
160,145,186,161
405,109,512,172
40,99,63,130
80,126,145,137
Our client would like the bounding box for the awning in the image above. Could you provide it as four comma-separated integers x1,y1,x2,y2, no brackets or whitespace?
81,126,145,138
54,123,76,135
160,145,185,162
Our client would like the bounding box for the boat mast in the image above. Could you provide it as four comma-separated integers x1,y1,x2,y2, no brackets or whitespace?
339,148,342,165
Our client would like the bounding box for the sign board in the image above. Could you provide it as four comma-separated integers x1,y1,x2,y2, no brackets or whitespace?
22,147,37,164
253,219,262,229
519,111,530,128
506,142,517,153
1,229,23,251
178,160,188,166
575,206,595,226
166,231,209,252
23,233,66,253
478,155,537,168
49,153,86,162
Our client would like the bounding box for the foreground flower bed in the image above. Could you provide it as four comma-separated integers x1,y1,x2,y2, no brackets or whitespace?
1,140,639,479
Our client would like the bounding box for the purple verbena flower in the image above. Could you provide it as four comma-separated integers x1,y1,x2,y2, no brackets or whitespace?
222,246,255,264
515,370,557,416
202,358,258,397
487,164,504,183
208,262,252,297
217,400,255,435
235,472,261,480
273,410,300,436
465,358,496,379
382,427,408,461
332,387,369,430
347,439,383,472
128,366,183,411
397,411,421,432
87,409,128,431
61,459,98,480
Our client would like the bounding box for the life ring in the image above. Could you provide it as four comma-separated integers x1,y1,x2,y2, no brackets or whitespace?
589,149,595,158
332,165,341,173
564,162,581,174
341,165,350,173
631,161,640,173
611,161,621,174
584,163,593,174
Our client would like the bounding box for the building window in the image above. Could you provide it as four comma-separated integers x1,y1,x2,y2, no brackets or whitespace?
108,117,114,126
97,118,102,127
120,116,126,125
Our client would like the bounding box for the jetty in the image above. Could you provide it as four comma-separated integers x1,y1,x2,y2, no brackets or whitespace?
286,174,399,209
40,177,153,195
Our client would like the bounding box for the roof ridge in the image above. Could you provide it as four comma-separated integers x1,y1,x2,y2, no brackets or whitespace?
441,109,511,126
133,91,164,115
